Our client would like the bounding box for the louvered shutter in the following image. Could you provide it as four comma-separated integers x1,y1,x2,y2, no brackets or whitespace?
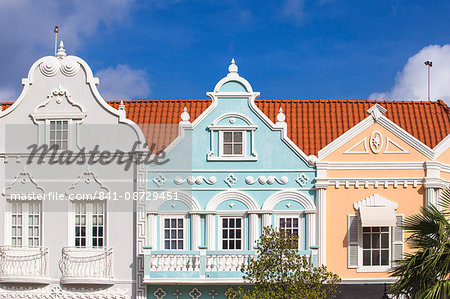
348,215,359,268
392,215,404,265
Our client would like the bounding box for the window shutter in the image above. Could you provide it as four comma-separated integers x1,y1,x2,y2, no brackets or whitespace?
392,215,404,264
348,215,359,268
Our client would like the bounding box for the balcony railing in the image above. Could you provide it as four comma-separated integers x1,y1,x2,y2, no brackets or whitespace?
0,246,49,284
143,246,318,283
59,247,114,284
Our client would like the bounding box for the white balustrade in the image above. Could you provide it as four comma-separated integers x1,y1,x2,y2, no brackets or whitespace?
0,246,48,282
150,254,200,272
206,253,253,272
59,247,113,283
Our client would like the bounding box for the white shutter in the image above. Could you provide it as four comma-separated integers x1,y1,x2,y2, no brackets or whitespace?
348,215,359,268
392,215,404,264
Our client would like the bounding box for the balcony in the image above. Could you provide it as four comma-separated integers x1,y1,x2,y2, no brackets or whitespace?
143,246,318,284
59,247,114,285
0,246,49,284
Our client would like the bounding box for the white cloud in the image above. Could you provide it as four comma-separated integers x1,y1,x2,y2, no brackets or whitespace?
96,64,150,100
369,44,450,105
0,0,136,100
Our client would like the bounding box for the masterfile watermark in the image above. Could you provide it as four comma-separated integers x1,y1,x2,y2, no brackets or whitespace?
26,141,169,170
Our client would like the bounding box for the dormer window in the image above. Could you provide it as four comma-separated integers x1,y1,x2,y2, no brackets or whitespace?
222,131,243,156
49,120,69,150
207,113,257,161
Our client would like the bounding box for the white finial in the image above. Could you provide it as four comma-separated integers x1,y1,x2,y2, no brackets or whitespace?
228,58,238,74
276,107,286,123
0,105,2,111
56,41,66,58
180,106,190,123
118,100,126,111
366,104,387,121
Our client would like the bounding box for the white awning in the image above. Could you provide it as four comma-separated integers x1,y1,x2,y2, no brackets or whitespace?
359,206,396,227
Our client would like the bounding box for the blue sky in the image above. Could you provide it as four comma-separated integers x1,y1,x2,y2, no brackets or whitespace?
1,0,450,104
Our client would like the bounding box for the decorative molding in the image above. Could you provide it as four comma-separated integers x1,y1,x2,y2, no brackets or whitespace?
321,161,425,170
154,191,201,211
153,287,167,299
262,190,316,211
384,137,409,154
318,113,434,159
245,175,288,185
174,176,217,185
0,286,128,299
180,106,190,123
152,173,167,187
224,173,238,187
206,190,259,210
343,138,369,154
66,169,109,197
295,173,309,187
331,178,422,189
369,131,383,154
188,288,202,299
353,194,399,210
3,169,44,198
31,85,85,121
433,134,450,159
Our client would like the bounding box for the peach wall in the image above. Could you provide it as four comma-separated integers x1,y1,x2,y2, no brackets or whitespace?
326,186,424,279
325,123,430,162
436,146,450,165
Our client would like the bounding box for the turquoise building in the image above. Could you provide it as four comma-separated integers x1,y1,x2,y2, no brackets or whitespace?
141,60,319,298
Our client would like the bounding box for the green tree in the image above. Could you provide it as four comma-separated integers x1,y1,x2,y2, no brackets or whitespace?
390,188,450,299
227,226,340,299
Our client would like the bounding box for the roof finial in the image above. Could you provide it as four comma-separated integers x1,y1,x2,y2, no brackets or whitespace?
0,105,2,111
366,104,387,121
180,106,190,123
228,58,238,74
276,107,286,123
118,100,126,111
56,41,66,59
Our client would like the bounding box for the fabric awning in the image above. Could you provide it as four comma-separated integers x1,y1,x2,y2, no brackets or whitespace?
359,206,396,227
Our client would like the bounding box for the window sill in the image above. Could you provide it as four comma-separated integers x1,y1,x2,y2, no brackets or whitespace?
356,266,391,273
207,156,257,161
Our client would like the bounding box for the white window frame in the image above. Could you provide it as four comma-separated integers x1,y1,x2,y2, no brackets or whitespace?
160,215,188,250
275,214,302,249
359,226,391,272
70,202,106,248
6,202,42,247
44,118,75,151
348,214,404,272
219,130,246,158
219,216,245,250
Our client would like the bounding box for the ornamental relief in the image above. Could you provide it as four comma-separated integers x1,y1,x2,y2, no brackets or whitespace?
344,131,409,155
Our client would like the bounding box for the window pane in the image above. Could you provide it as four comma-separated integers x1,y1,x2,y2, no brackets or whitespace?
372,250,380,266
381,250,389,265
164,219,170,228
381,227,389,232
178,219,183,228
224,132,232,142
178,241,183,249
223,144,232,155
381,233,389,248
165,241,170,249
363,234,371,249
363,250,371,266
165,230,170,238
236,218,241,227
223,240,228,249
234,132,242,142
223,230,228,238
223,219,228,228
236,240,241,249
234,144,242,154
372,234,380,249
171,219,176,227
372,227,380,232
293,218,298,227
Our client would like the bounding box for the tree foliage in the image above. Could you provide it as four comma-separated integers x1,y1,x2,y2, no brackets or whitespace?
390,188,450,299
227,226,340,299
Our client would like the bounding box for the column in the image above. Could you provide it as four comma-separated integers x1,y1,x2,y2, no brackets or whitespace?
205,213,215,250
262,213,271,228
316,185,327,266
248,213,259,249
190,213,201,250
306,212,316,250
146,213,157,247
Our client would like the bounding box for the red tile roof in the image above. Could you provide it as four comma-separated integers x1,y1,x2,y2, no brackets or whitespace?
2,99,449,156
